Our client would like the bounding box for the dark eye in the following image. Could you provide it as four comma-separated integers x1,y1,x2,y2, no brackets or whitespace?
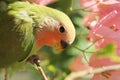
59,26,65,33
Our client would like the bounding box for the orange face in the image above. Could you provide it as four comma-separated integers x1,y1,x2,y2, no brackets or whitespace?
35,25,68,50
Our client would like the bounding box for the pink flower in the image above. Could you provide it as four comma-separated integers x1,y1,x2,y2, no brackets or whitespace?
69,56,91,72
80,0,100,11
24,0,57,5
81,0,120,29
82,0,120,53
81,0,120,80
98,0,120,18
82,12,98,29
88,11,120,57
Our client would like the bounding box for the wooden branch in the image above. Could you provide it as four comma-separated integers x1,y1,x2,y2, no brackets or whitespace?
27,55,48,80
65,64,120,80
37,66,48,80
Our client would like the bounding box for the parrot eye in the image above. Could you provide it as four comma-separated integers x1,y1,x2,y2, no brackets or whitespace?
59,26,65,33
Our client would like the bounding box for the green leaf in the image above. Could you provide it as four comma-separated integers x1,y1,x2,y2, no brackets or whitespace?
48,0,73,13
97,43,120,62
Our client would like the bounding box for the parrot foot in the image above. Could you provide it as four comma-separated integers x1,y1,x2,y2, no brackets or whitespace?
26,55,48,80
26,55,40,66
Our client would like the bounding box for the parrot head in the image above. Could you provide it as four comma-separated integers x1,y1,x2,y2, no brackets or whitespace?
34,10,76,50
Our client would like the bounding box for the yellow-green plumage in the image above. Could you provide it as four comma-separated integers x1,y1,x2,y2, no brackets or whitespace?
0,2,34,67
0,1,75,68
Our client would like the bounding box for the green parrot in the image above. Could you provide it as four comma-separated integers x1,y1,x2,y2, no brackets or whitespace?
0,1,75,68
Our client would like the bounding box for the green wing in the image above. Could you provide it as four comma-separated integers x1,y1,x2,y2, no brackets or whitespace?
0,3,34,67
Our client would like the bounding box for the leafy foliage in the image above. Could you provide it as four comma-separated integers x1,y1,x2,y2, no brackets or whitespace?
97,43,120,62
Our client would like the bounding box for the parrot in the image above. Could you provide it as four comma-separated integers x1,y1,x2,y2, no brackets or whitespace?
0,1,75,68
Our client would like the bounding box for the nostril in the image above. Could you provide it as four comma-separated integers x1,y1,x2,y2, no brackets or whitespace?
60,40,69,49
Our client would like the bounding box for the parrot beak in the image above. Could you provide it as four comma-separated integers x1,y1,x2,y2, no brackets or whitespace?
55,40,69,51
60,40,69,49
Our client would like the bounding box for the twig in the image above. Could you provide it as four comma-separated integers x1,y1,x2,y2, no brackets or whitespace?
65,64,120,80
70,38,103,63
70,45,88,63
4,68,7,80
36,65,48,80
27,55,48,80
84,38,103,51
